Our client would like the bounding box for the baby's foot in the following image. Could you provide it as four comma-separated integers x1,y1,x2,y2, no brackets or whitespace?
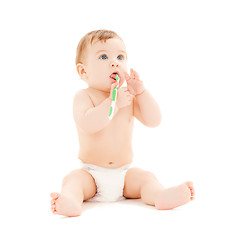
50,192,82,217
154,182,195,210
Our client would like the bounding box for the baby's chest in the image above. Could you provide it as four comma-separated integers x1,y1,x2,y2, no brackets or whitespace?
109,104,134,134
116,103,133,121
90,93,133,121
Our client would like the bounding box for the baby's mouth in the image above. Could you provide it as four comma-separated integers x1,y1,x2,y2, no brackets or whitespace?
110,72,120,81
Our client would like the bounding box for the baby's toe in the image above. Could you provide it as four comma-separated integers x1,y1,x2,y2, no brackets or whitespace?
185,181,195,199
50,192,60,200
51,205,56,213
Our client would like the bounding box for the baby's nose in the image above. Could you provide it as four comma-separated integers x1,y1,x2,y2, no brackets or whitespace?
111,61,119,68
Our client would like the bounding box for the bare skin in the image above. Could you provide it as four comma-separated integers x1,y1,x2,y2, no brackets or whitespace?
50,38,195,217
51,169,96,216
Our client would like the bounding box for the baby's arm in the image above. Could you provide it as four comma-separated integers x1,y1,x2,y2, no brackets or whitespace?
73,84,119,134
134,90,161,127
73,92,113,134
125,69,161,127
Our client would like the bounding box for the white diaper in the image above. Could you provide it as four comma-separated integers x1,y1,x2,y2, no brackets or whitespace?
81,163,130,202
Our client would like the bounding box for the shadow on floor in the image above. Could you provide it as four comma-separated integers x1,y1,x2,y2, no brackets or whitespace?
81,198,157,213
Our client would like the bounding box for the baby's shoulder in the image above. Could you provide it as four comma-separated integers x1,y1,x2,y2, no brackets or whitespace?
73,89,94,107
74,88,91,100
73,89,87,99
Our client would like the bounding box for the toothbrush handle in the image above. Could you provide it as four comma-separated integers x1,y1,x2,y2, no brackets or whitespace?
109,86,118,120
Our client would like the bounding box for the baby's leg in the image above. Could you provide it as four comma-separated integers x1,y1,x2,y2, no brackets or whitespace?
123,168,195,210
50,169,96,217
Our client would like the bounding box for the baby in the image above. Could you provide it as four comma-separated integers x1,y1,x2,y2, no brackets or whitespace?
50,30,195,217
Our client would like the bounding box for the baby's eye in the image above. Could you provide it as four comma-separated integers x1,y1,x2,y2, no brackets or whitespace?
117,55,124,60
99,54,108,60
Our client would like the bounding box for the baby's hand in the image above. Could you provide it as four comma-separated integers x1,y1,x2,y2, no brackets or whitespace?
109,82,119,100
124,69,145,96
116,87,134,109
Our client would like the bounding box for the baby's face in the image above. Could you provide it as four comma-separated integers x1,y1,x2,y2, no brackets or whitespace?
84,38,128,92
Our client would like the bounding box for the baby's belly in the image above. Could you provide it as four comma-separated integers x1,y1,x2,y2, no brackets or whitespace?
78,129,133,168
78,138,133,168
78,109,134,168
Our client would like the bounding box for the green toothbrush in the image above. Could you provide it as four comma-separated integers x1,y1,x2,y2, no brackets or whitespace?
109,73,120,120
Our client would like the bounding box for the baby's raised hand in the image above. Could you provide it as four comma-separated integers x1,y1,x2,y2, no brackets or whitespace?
124,69,145,96
116,87,133,109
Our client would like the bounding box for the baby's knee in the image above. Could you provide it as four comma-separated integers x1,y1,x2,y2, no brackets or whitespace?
62,169,85,185
140,170,158,184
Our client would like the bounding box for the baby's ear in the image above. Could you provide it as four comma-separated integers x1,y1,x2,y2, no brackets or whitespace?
76,63,87,80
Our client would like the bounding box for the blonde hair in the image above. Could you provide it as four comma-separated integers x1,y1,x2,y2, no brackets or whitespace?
75,29,122,65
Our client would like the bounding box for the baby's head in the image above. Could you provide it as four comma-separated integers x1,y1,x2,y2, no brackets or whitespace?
76,30,128,92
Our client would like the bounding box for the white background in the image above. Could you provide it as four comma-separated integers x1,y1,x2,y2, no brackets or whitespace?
0,0,229,239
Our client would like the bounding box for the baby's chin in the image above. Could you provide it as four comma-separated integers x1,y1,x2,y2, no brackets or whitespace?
97,86,111,93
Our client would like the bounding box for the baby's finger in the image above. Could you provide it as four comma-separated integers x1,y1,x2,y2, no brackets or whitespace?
130,68,135,79
124,72,131,82
133,70,140,80
111,82,118,90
